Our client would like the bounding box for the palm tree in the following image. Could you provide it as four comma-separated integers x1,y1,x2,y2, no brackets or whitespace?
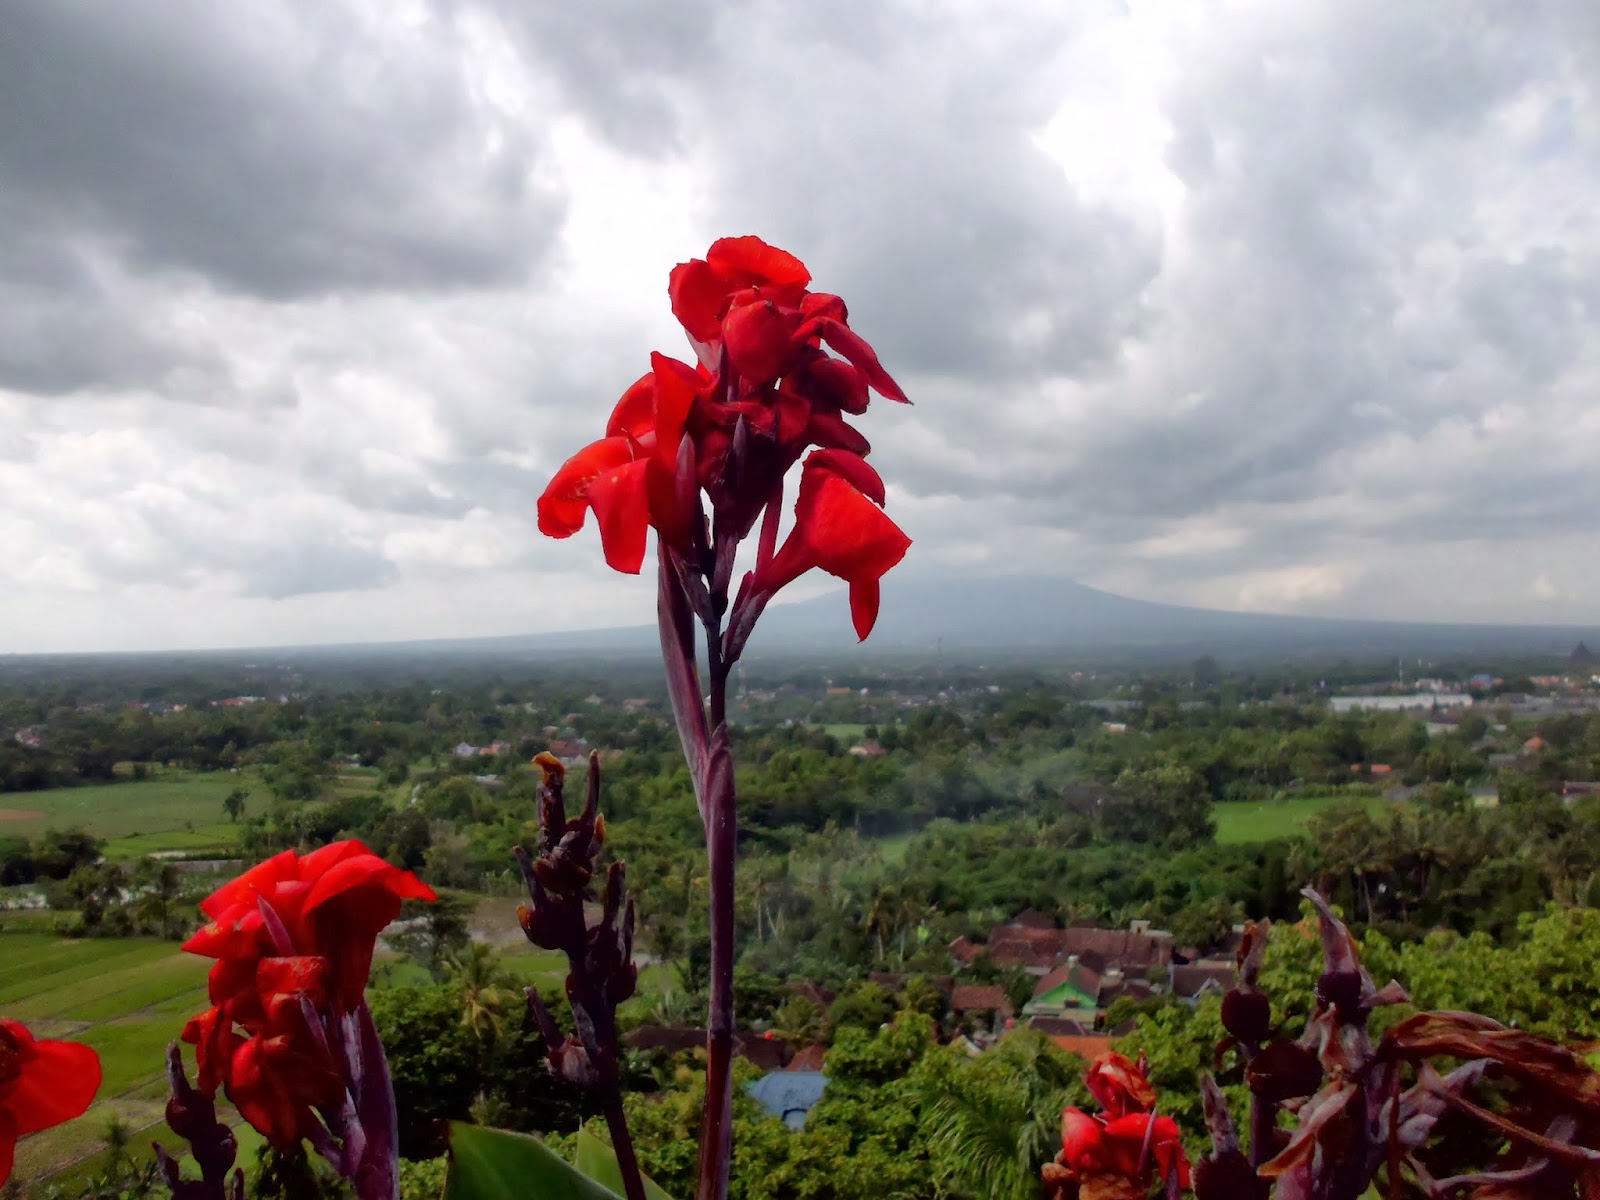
924,1033,1082,1200
865,884,901,964
446,942,515,1044
132,861,183,939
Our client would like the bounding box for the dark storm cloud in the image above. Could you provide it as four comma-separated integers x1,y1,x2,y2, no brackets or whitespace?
482,0,1160,380
0,0,562,300
870,0,1600,587
5,0,1600,642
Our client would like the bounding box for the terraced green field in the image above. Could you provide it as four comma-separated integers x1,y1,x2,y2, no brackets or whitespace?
0,933,213,1190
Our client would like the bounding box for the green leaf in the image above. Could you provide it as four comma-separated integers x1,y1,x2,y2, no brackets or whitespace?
445,1122,624,1200
574,1129,676,1200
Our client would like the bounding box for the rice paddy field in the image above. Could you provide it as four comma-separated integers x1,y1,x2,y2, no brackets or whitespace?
0,932,232,1191
0,895,676,1194
0,771,254,857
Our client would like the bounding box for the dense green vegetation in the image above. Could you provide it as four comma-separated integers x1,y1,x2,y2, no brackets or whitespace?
5,653,1600,1195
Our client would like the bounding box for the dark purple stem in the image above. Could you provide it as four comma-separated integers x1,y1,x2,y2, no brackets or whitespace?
602,1097,650,1200
695,661,737,1200
1249,1088,1276,1171
656,523,739,1200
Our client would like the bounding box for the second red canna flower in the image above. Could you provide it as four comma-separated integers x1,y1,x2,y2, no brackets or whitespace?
180,840,434,1164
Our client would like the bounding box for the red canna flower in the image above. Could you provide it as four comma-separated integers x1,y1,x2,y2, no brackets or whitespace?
1085,1051,1158,1120
0,1019,101,1185
180,839,433,1180
544,234,912,641
1058,1107,1192,1194
185,839,435,1014
747,449,911,640
1048,1052,1191,1199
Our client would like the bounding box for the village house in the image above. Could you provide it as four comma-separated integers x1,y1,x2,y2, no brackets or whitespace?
1025,1016,1115,1062
1022,955,1108,1023
1169,960,1237,1003
949,984,1012,1031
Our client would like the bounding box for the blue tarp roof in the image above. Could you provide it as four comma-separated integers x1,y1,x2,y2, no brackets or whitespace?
747,1071,828,1130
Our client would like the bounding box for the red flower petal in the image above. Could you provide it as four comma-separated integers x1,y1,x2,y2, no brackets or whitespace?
800,291,848,324
584,457,654,574
754,457,909,630
802,410,872,457
605,371,657,440
1061,1107,1107,1170
848,577,880,641
705,236,811,288
226,1037,304,1153
801,355,870,415
3,1034,101,1138
806,317,909,404
723,300,802,386
668,258,727,342
537,437,636,539
257,956,331,1008
181,1006,239,1095
806,449,885,506
1086,1051,1158,1119
647,353,702,465
797,471,910,583
198,850,299,920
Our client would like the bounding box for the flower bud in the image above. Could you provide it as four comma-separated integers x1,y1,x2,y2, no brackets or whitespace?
1245,1039,1323,1102
1221,988,1272,1043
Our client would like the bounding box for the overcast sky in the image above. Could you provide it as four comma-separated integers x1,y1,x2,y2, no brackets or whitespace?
2,0,1598,653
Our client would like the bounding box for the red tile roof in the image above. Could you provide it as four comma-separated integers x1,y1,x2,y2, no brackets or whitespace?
950,984,1011,1014
785,1044,828,1072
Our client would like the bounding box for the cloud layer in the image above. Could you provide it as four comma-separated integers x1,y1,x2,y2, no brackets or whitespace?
2,0,1599,651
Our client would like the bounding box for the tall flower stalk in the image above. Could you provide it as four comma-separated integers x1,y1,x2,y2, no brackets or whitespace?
539,235,912,1200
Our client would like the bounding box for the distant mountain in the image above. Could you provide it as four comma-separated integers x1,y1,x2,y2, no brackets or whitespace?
746,574,1599,661
377,574,1598,665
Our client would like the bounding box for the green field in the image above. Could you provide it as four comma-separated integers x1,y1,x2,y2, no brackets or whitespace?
874,831,915,864
0,772,259,853
1214,793,1390,844
818,723,870,741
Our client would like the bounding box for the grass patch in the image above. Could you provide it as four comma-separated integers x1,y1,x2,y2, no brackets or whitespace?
2,773,263,843
873,831,916,865
101,824,241,858
1214,792,1392,844
818,723,870,741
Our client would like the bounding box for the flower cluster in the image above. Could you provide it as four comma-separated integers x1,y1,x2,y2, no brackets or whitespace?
539,235,911,641
179,841,434,1168
0,1018,101,1186
1045,1051,1191,1200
